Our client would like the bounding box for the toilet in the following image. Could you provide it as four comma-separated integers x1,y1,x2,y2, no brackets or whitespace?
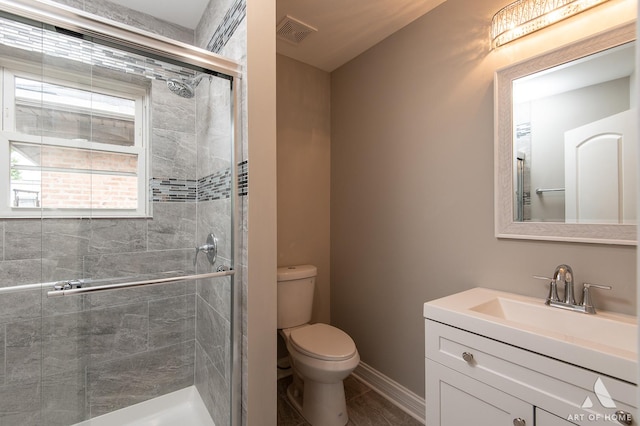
277,265,359,426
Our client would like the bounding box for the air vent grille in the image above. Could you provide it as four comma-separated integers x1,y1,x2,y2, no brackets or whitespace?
276,15,317,45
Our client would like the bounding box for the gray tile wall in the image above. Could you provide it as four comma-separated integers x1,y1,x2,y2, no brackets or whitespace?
0,16,195,83
0,287,203,424
52,0,195,44
193,14,236,423
0,72,222,424
206,0,246,54
0,1,243,424
0,46,234,426
201,6,249,423
219,16,249,426
195,0,235,51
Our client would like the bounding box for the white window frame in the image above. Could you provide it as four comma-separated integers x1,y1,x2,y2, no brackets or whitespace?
0,59,150,218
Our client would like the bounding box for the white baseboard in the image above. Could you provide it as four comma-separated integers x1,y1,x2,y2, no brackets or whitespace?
352,362,425,424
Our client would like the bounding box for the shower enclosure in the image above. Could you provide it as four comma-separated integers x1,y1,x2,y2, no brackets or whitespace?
0,2,241,425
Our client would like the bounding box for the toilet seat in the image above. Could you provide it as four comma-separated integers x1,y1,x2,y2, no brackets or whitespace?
289,323,356,361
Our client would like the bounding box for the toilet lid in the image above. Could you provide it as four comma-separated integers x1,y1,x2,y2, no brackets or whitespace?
289,323,357,361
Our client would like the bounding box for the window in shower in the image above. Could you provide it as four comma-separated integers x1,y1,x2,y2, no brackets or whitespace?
0,65,149,217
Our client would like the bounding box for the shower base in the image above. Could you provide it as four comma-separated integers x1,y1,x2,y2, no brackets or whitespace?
73,386,215,426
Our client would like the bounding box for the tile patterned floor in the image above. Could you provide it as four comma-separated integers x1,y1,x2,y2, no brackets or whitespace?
277,375,423,426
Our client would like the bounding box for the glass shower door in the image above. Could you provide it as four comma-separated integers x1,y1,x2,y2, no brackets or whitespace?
0,6,239,426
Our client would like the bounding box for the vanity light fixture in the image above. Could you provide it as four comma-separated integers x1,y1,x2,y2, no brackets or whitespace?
491,0,612,48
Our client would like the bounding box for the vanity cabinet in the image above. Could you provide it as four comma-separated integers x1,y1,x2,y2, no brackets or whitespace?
536,409,577,426
426,358,534,426
425,320,636,426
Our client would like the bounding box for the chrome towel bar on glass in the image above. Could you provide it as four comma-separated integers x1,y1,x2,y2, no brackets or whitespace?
535,188,565,194
0,275,134,295
47,270,234,297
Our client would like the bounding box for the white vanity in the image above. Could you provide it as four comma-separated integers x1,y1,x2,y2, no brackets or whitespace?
424,288,637,425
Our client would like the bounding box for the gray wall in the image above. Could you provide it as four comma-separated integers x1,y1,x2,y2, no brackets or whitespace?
276,54,332,326
330,0,636,398
276,54,331,362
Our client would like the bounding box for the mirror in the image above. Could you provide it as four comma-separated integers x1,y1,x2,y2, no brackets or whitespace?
495,23,636,245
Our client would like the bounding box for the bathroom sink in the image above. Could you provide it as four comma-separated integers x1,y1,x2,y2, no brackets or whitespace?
469,296,637,353
424,287,638,383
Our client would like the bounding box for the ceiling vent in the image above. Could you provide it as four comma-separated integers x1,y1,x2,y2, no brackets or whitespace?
276,15,317,45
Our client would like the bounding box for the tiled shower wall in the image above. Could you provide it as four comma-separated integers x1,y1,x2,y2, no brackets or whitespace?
0,77,233,426
201,0,249,423
193,66,234,426
0,91,224,426
0,1,241,424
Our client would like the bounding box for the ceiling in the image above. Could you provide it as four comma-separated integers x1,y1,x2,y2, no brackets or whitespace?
106,0,447,72
275,0,447,71
108,0,210,29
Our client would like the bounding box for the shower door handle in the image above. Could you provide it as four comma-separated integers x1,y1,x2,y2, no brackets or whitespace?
194,233,218,266
53,279,84,291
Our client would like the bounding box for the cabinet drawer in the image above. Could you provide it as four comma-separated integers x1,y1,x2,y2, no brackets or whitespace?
425,319,636,425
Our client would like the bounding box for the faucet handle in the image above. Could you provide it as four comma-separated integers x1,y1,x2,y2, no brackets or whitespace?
581,283,612,314
583,283,612,290
533,275,560,304
533,275,553,281
193,233,218,267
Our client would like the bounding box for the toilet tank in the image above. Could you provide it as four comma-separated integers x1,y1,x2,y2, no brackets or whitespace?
277,265,317,329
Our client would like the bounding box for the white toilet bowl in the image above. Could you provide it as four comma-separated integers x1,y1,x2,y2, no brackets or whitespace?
281,323,360,426
277,265,360,426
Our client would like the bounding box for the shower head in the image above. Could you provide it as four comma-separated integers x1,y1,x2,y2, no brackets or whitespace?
166,74,208,98
167,78,195,98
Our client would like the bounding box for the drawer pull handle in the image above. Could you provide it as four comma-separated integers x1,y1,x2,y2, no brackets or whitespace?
615,410,633,425
513,418,526,426
462,352,474,363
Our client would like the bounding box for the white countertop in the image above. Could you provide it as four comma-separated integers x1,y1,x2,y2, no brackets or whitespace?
424,287,637,384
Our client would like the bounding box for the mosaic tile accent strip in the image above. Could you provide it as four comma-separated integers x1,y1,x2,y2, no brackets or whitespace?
206,0,246,54
151,162,247,202
238,161,248,197
150,178,197,202
199,169,231,201
0,15,195,82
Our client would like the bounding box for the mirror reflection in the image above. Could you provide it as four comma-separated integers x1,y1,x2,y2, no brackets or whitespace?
512,42,636,224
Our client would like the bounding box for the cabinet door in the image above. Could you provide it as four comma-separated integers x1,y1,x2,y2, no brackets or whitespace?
426,359,534,426
536,408,577,425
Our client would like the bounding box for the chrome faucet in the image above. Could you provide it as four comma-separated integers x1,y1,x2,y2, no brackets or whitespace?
534,264,611,314
553,264,575,305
